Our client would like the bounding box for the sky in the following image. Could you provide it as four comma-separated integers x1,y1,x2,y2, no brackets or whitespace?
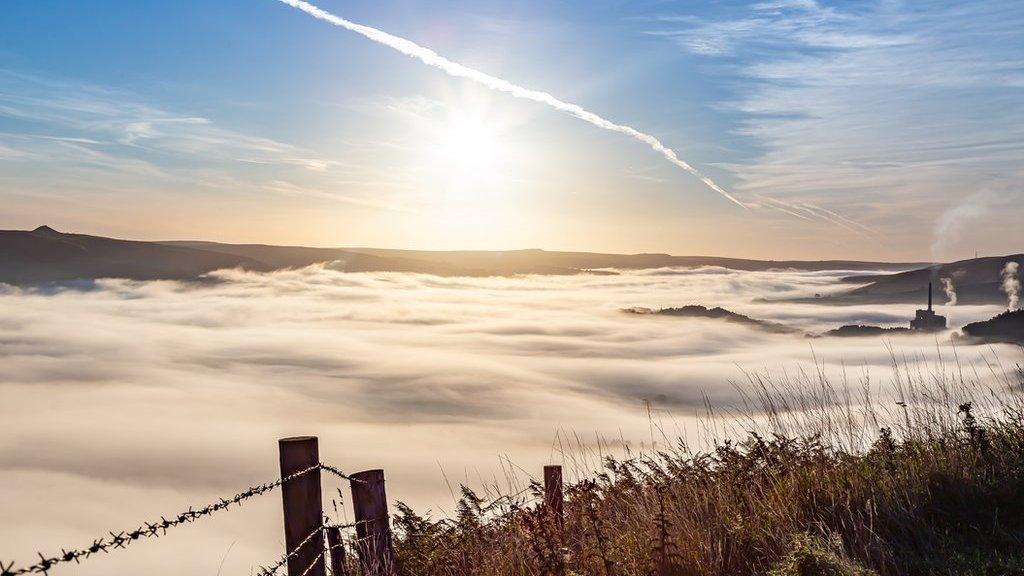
1,0,1022,260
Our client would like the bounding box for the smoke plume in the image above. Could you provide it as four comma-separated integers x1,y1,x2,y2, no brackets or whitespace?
275,0,746,208
940,277,957,306
1002,262,1021,310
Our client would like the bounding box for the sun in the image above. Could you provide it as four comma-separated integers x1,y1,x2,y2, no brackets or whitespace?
414,92,523,211
436,114,502,179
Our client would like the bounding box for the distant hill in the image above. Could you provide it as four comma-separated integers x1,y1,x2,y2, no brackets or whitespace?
806,255,1024,306
623,305,800,334
170,241,927,277
823,325,914,337
162,241,488,276
331,247,927,274
959,310,1024,345
0,226,269,285
0,226,930,285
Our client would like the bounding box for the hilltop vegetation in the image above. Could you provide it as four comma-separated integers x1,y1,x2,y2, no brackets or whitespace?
961,310,1024,345
622,305,800,334
387,361,1024,576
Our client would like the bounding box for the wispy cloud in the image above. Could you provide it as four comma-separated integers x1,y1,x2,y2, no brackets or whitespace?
0,70,391,210
643,0,1024,257
275,0,747,208
0,72,328,168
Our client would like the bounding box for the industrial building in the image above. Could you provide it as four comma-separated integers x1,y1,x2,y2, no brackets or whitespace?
910,282,947,331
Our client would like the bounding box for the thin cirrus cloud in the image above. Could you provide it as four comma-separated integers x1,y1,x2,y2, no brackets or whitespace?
0,72,297,159
0,70,388,207
642,0,1024,257
274,0,749,209
276,0,887,232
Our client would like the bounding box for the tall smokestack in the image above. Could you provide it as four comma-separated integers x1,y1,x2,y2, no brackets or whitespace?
928,282,933,311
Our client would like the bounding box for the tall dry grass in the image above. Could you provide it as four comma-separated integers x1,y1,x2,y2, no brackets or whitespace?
388,350,1024,576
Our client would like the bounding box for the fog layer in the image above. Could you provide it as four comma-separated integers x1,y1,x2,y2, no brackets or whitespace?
0,266,1016,575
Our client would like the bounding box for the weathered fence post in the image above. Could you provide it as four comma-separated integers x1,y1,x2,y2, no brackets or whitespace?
350,469,397,576
279,437,326,576
326,526,348,576
544,465,564,532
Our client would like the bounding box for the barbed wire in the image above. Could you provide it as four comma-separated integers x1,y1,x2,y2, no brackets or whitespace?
1,462,357,576
255,522,325,576
299,553,326,576
256,521,357,576
321,463,364,484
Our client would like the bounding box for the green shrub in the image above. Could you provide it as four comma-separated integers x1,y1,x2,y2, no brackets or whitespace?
768,533,876,576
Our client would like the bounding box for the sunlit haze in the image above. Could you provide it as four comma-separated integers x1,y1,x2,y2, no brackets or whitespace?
2,1,1021,259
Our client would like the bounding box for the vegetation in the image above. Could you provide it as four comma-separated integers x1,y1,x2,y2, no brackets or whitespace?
386,358,1024,576
961,310,1024,345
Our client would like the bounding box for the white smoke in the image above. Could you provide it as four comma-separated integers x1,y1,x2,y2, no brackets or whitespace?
940,276,957,306
275,0,746,209
1002,261,1021,310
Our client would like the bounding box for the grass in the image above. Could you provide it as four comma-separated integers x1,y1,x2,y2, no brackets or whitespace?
379,352,1024,576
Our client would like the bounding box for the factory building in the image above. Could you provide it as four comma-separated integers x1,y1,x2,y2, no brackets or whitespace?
910,282,947,331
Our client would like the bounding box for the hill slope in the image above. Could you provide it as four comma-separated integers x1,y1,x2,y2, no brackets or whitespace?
169,241,928,276
623,304,800,334
0,226,931,284
823,255,1024,306
335,247,928,274
0,226,268,284
960,310,1024,344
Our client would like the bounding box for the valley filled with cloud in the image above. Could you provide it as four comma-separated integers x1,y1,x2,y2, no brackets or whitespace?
0,265,1017,574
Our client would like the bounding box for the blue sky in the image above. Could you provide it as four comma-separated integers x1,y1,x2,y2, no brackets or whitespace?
1,0,1022,259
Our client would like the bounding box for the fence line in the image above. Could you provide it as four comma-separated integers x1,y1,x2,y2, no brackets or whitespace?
0,436,565,576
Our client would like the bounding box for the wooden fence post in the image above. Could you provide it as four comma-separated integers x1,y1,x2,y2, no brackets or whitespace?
350,469,397,576
544,465,564,532
326,526,348,576
279,437,326,576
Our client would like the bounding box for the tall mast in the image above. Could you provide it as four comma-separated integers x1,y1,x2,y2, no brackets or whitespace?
928,282,933,311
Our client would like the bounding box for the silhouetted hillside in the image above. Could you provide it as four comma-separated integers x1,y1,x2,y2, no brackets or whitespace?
0,226,930,285
340,247,927,274
812,255,1024,306
0,226,269,285
623,304,800,334
960,310,1024,345
824,325,914,337
163,241,488,276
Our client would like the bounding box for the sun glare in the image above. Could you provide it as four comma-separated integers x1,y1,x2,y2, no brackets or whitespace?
437,115,502,178
410,90,532,221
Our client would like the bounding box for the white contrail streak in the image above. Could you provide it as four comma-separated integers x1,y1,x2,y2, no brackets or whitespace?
274,0,747,209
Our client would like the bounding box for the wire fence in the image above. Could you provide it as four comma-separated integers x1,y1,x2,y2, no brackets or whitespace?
2,439,563,576
0,462,360,576
256,521,358,576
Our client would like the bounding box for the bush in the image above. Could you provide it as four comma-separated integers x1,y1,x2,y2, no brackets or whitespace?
384,359,1024,575
768,533,876,576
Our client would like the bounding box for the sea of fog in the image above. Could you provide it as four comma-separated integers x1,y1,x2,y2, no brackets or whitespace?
0,265,1019,575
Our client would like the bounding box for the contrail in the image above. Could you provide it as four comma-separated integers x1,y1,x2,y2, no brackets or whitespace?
274,0,747,209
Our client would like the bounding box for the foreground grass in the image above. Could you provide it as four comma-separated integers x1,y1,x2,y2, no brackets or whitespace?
389,359,1024,576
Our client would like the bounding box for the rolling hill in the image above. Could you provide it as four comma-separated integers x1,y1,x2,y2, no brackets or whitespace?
811,254,1024,306
0,226,269,284
168,241,929,276
0,225,930,285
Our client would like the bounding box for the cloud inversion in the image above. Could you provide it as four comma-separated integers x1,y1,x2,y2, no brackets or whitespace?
0,266,1017,575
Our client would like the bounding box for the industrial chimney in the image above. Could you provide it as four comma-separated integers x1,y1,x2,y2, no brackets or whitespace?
911,282,946,331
